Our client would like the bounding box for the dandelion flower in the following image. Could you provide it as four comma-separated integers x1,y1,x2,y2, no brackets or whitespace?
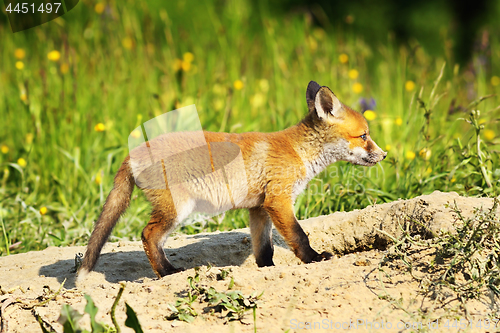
338,53,348,64
385,144,391,151
17,158,27,167
94,3,105,14
405,151,416,160
15,61,24,70
122,37,133,50
233,80,244,90
491,76,500,87
425,167,432,174
352,82,363,94
47,50,61,62
1,145,9,154
348,69,359,80
419,148,431,160
95,173,102,185
251,93,265,108
39,206,48,215
364,110,376,121
25,133,34,144
60,63,69,74
131,130,141,139
405,80,415,92
484,129,495,141
14,48,25,59
181,60,191,72
94,123,106,132
451,177,456,183
395,117,403,126
183,52,194,63
213,99,224,111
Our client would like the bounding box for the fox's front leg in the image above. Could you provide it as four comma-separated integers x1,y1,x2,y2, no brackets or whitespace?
249,207,274,267
263,195,332,263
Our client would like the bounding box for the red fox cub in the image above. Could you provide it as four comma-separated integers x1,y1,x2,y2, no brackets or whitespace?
78,81,387,279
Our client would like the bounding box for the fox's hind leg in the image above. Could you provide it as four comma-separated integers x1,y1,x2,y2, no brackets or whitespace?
142,189,193,278
249,207,274,267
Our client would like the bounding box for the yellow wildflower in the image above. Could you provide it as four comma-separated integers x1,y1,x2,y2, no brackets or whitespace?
419,148,431,160
405,151,416,160
47,50,61,62
348,69,359,80
60,63,69,74
385,144,391,151
94,3,105,14
15,61,24,70
491,76,500,87
338,53,349,64
405,80,415,92
131,130,141,139
233,80,244,90
14,48,25,59
183,52,194,63
20,92,28,101
1,145,9,154
94,123,106,132
352,82,363,94
364,110,376,121
251,93,265,108
26,133,34,144
122,37,133,50
17,158,27,167
213,98,224,111
181,60,191,72
484,129,495,141
40,207,48,215
395,117,403,126
95,173,102,185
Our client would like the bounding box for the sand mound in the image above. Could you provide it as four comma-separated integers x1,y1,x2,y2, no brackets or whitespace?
0,191,498,332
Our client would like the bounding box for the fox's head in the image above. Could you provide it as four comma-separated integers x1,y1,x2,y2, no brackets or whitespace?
305,81,387,166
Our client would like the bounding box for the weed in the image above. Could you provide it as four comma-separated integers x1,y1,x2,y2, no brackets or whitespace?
166,268,262,324
57,283,143,333
378,197,500,323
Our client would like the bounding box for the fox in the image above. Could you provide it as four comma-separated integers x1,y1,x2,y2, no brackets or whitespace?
77,81,387,280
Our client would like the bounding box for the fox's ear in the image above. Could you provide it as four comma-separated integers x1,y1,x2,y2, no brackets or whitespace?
306,81,321,111
314,86,343,119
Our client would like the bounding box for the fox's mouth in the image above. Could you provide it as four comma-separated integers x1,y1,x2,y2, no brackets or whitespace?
361,160,377,166
361,157,380,166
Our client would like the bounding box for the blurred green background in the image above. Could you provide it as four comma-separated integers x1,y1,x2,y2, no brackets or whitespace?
1,0,499,255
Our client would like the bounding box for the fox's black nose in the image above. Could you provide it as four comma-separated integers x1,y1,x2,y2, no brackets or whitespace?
382,152,388,160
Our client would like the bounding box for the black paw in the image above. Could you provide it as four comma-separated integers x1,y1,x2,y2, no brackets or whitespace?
311,251,333,262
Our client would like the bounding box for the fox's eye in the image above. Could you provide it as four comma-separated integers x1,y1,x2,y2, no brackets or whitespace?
360,134,367,141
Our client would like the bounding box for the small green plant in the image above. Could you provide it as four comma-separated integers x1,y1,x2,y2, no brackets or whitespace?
378,197,500,321
167,268,262,324
56,283,143,333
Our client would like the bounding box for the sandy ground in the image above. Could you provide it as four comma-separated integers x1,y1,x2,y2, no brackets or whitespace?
0,191,499,333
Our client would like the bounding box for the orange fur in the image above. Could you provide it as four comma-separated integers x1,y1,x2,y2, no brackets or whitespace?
78,81,387,279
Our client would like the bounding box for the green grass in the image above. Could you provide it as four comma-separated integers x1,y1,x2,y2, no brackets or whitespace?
1,0,500,255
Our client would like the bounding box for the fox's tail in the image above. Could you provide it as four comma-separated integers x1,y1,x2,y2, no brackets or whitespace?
77,157,135,280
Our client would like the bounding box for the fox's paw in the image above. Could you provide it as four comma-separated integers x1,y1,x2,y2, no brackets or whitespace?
311,251,333,262
158,266,186,279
